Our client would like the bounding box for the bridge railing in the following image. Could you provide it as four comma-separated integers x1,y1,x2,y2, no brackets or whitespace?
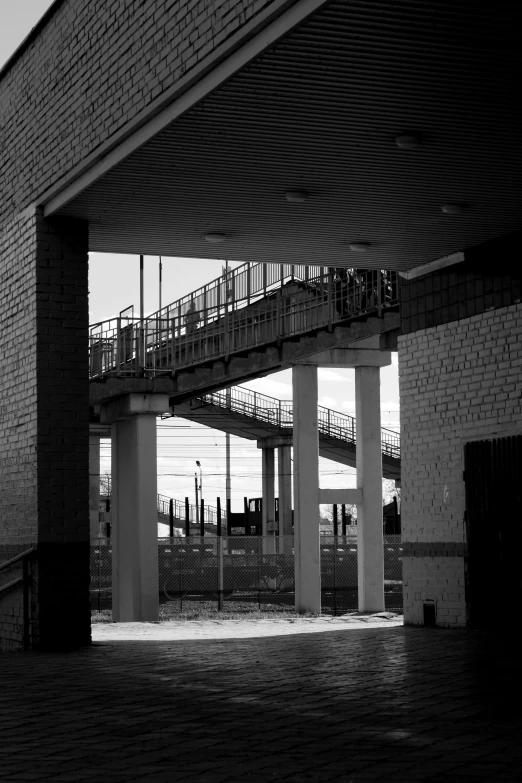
89,266,399,379
196,385,400,460
157,494,218,527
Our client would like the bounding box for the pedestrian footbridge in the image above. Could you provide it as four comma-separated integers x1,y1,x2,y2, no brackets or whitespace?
89,260,400,620
171,383,400,479
89,261,399,404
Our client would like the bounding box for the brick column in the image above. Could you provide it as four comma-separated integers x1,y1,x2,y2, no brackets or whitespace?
0,207,90,652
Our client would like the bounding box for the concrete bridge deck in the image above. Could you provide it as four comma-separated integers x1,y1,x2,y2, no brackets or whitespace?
89,263,399,404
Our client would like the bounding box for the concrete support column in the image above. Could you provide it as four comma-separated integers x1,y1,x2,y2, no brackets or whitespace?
292,365,321,614
111,414,159,622
277,445,293,538
89,434,101,540
355,366,385,612
261,447,276,554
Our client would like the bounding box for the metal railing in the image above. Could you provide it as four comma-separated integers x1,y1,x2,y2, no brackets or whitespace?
157,493,219,528
90,535,402,616
194,384,400,459
0,546,37,651
196,386,400,459
89,266,399,380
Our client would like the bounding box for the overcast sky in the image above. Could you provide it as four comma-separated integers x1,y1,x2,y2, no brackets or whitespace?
1,2,400,517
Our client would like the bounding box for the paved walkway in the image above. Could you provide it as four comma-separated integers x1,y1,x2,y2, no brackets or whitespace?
1,617,521,782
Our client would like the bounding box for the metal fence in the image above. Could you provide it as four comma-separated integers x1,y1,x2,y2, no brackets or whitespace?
90,535,402,615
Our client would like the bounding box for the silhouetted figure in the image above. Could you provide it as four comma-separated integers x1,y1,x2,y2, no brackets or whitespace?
185,301,199,334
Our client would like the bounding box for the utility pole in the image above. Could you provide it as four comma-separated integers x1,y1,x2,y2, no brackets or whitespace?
159,256,162,312
139,254,144,365
225,259,231,510
139,255,144,325
225,389,231,508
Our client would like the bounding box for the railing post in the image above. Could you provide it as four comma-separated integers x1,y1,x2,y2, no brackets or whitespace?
22,556,30,652
247,262,251,305
377,269,382,316
253,391,257,418
227,498,232,537
200,499,205,537
185,497,190,538
203,287,208,326
244,496,250,535
278,399,282,427
327,408,331,435
341,505,347,536
328,267,334,328
263,263,267,297
169,499,174,538
116,317,121,376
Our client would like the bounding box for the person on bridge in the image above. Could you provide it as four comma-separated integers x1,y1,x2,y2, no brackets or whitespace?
184,301,200,334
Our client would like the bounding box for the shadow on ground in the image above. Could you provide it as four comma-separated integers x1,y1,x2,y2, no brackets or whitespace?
1,626,521,781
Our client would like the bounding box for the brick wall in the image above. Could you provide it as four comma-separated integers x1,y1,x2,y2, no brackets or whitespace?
398,302,522,627
0,209,90,651
0,0,287,229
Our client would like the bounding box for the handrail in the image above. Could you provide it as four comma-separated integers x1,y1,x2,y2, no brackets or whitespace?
89,266,399,381
194,385,400,460
0,546,36,652
157,494,218,527
0,546,37,572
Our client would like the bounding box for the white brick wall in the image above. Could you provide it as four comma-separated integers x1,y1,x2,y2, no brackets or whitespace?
398,302,522,627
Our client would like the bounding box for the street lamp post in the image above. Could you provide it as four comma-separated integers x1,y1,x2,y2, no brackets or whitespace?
195,461,202,527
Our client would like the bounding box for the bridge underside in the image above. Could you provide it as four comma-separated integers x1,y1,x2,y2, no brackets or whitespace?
171,399,400,480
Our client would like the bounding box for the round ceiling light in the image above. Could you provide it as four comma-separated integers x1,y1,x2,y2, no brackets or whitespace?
204,232,226,243
349,242,371,252
285,190,308,203
441,203,463,215
395,133,421,149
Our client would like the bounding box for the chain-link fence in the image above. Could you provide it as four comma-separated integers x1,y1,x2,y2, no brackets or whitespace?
90,534,402,615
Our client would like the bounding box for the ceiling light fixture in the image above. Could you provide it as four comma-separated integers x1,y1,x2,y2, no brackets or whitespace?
285,190,308,203
349,242,371,252
394,133,421,149
204,232,226,243
441,203,463,215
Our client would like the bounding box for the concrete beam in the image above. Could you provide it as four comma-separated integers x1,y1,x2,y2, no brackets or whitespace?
100,393,170,423
89,423,111,437
297,348,392,368
257,435,293,449
319,488,363,505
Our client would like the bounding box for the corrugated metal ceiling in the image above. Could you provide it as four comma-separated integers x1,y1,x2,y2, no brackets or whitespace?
58,0,522,270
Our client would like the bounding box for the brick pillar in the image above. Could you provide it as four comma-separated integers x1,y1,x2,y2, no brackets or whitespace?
0,207,90,652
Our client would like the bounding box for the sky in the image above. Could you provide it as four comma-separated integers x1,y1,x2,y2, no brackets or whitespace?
1,4,400,519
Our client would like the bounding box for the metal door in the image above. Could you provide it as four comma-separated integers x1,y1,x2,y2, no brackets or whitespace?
464,436,522,630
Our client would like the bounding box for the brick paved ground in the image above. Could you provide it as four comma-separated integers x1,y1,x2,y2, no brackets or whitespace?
1,620,521,782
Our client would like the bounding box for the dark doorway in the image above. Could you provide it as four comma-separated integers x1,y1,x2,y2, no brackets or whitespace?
464,436,522,630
